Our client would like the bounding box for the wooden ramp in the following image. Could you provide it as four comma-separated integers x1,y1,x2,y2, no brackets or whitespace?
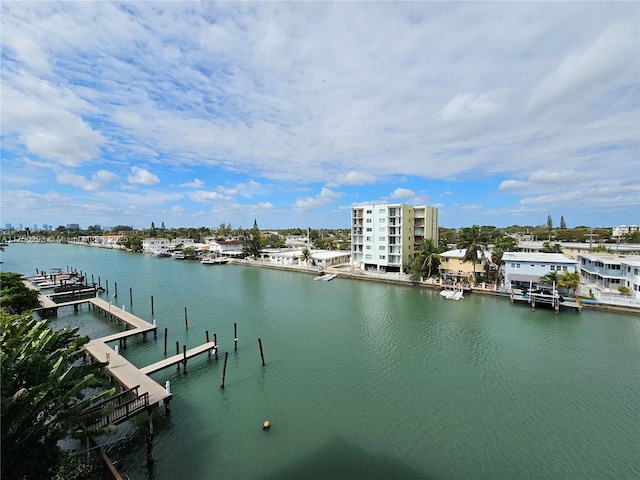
87,298,156,332
85,340,171,408
141,342,217,375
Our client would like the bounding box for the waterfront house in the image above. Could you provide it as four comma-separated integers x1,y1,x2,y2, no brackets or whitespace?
578,253,640,300
142,238,173,255
502,252,578,290
208,239,244,257
439,249,489,284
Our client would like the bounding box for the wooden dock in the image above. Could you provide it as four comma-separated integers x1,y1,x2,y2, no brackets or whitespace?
141,342,217,375
26,276,219,418
85,340,171,408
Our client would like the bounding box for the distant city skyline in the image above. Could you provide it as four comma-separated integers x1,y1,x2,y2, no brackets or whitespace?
1,3,638,229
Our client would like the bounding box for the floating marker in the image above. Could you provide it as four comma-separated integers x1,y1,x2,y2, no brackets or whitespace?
165,380,171,394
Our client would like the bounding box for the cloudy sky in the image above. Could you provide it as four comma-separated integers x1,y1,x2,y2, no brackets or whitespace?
1,2,638,230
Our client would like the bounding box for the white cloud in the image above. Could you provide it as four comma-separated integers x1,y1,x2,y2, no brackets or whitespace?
529,23,637,111
56,169,118,191
180,178,204,188
189,190,229,202
389,188,415,199
331,171,377,186
127,166,160,185
293,188,342,212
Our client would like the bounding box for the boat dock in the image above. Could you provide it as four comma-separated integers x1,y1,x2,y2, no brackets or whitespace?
85,340,172,408
26,280,217,416
510,290,582,313
140,341,217,375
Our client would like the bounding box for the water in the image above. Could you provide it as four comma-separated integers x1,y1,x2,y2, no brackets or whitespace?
2,244,639,479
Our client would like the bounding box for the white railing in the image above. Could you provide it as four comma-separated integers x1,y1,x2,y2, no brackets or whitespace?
593,291,640,308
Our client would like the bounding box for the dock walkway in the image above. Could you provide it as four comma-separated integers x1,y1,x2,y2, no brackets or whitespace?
141,342,217,375
85,340,171,408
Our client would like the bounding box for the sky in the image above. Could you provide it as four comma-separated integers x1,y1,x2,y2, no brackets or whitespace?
1,2,638,231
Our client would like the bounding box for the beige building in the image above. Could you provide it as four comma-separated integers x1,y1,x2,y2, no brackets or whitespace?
439,248,488,283
350,203,438,273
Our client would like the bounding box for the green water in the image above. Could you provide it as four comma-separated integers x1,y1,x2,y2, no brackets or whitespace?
2,244,639,479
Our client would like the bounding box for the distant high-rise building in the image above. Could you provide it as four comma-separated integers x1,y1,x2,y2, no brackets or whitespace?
350,203,438,273
66,224,80,230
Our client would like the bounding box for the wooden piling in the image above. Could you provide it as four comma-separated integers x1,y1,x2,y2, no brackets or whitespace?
234,323,238,350
214,333,218,360
114,282,118,298
182,345,187,373
220,352,229,388
129,287,133,305
146,409,154,467
176,342,180,370
106,279,109,295
184,307,188,330
91,274,94,284
258,338,265,366
151,295,154,316
164,328,168,354
98,276,101,287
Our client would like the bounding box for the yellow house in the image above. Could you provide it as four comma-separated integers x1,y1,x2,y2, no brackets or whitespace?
439,249,488,283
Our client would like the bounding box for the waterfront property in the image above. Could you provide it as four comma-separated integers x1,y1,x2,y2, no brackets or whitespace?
502,252,578,290
438,248,489,283
350,203,438,273
578,252,640,301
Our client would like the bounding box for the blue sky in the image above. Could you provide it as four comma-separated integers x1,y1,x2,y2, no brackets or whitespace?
1,2,638,230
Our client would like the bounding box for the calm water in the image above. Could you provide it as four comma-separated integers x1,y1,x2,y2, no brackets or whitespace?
2,244,639,479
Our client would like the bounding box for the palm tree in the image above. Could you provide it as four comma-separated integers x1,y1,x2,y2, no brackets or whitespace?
557,271,580,294
300,247,312,266
538,270,560,287
457,225,486,284
410,239,440,282
1,312,116,479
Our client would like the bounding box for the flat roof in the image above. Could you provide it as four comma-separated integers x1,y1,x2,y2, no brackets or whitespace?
503,252,577,264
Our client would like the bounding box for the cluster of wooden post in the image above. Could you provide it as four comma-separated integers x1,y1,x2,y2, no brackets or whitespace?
75,274,267,386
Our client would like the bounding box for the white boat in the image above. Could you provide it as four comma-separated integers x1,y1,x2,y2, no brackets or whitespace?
314,273,337,281
171,252,185,259
201,257,228,265
441,286,464,300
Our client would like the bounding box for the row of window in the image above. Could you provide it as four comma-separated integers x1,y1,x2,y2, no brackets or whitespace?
510,263,569,271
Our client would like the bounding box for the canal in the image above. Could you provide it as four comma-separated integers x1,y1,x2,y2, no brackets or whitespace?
2,243,639,479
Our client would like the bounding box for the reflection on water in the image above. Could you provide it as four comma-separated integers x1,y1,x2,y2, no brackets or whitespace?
3,244,640,480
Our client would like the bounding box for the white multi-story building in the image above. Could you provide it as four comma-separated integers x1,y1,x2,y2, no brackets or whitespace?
612,225,639,237
350,203,438,273
578,253,640,300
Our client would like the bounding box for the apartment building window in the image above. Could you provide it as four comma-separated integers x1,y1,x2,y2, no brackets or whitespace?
366,219,372,223
380,218,386,223
511,263,515,268
366,236,372,241
366,210,372,214
517,264,521,268
378,237,385,242
366,228,372,232
379,255,386,260
366,245,372,250
379,246,386,251
379,227,385,232
365,254,372,260
379,208,385,213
